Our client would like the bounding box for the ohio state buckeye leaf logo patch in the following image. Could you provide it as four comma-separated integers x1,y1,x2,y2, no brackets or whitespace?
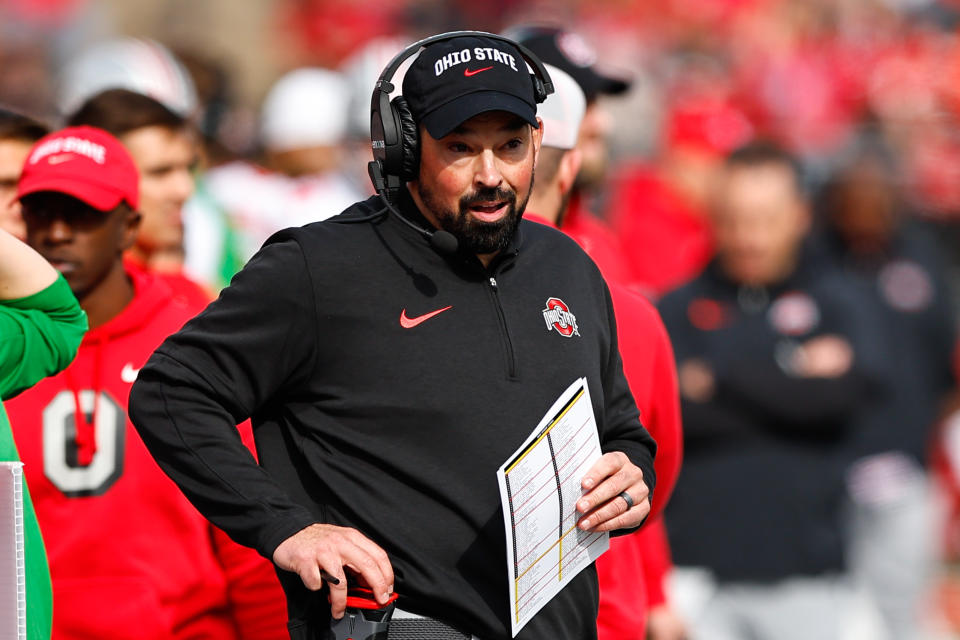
542,297,580,338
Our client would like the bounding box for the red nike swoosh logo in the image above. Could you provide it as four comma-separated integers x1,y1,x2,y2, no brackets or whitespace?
400,306,452,329
464,66,493,77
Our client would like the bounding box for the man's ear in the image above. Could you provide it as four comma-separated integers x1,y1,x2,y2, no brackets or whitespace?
120,206,142,251
406,123,432,190
532,117,544,165
557,149,582,198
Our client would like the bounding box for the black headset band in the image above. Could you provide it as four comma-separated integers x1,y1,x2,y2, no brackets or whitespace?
373,30,554,99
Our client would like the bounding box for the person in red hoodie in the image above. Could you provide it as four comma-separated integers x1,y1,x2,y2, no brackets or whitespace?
525,64,686,640
6,126,287,639
605,100,754,298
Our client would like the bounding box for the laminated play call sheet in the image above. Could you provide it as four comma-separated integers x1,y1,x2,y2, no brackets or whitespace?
496,377,609,637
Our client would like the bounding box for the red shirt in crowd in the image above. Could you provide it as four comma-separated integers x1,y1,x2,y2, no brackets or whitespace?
606,167,714,298
527,212,683,638
561,193,634,288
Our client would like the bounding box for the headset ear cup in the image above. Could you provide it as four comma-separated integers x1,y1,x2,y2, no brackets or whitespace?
391,96,420,181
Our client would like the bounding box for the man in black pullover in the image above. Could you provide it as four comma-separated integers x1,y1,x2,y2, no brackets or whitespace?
658,143,884,640
129,33,656,640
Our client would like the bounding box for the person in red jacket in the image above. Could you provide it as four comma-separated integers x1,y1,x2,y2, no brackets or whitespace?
6,126,287,639
606,100,753,298
524,63,686,640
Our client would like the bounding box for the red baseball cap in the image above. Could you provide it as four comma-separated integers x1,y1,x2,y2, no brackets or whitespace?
666,100,754,157
18,125,139,211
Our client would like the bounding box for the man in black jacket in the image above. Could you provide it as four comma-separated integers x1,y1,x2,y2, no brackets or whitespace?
129,33,656,640
658,143,883,640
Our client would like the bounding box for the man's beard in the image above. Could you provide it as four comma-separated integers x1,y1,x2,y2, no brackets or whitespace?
417,172,533,255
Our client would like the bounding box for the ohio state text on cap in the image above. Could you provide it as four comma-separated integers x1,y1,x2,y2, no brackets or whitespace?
18,125,140,211
402,35,540,139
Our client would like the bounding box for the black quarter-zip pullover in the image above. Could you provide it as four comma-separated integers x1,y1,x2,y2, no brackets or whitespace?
658,256,884,583
129,194,656,640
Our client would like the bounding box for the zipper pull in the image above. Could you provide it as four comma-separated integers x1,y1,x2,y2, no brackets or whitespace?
489,277,498,289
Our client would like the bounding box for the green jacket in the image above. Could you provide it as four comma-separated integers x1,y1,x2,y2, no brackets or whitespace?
0,275,86,640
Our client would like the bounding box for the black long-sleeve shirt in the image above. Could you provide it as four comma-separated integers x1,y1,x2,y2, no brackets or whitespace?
658,256,883,582
129,195,656,639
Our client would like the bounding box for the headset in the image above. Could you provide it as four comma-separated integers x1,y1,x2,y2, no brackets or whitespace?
364,30,554,255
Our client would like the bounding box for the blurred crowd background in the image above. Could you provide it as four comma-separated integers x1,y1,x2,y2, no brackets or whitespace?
7,0,960,295
8,0,960,638
10,0,960,212
2,0,960,205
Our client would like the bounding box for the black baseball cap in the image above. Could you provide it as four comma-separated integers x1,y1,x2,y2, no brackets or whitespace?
509,25,630,100
402,35,540,140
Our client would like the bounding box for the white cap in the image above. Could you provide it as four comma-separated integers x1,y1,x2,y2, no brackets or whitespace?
339,36,412,139
538,64,586,150
58,38,198,118
260,68,350,152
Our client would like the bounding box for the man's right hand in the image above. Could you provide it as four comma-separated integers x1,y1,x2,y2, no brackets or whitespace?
272,523,395,619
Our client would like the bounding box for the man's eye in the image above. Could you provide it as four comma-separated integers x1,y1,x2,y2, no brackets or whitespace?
448,143,470,153
504,138,523,150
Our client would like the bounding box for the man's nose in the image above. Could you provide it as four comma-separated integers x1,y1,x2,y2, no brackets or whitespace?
474,150,503,189
170,169,195,205
45,217,74,243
